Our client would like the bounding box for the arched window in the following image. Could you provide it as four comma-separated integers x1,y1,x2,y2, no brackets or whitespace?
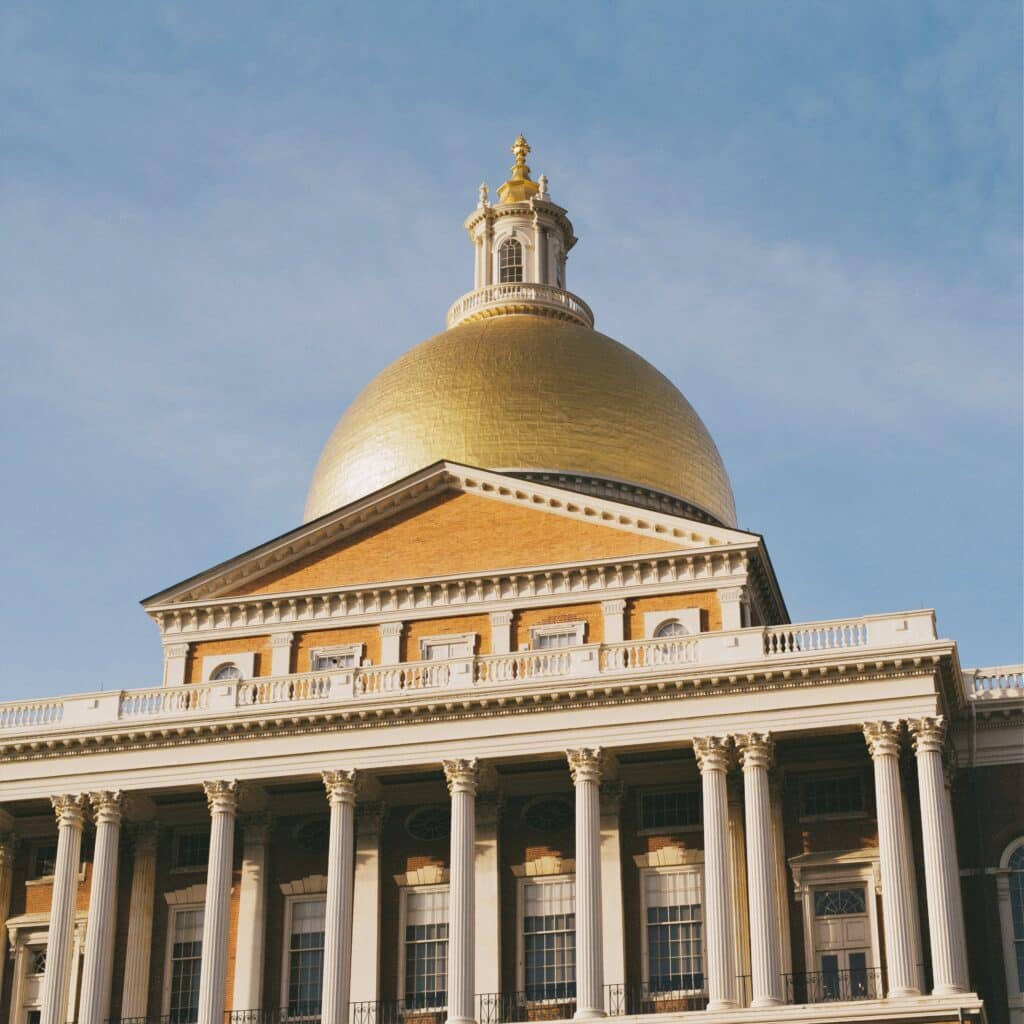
211,663,242,681
498,238,523,283
998,837,1024,1017
654,619,688,639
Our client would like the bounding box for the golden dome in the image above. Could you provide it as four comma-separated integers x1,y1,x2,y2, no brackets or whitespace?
304,314,737,527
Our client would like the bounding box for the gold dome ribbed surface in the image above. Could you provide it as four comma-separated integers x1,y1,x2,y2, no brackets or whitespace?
304,315,737,527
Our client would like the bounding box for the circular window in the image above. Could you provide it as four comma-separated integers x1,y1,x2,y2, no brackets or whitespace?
523,798,573,832
294,819,330,853
653,620,688,639
406,806,451,842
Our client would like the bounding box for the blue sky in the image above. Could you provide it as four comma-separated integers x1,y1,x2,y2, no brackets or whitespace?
1,1,1021,699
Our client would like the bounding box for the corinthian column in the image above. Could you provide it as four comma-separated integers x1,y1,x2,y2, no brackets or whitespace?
908,717,970,994
120,823,159,1019
735,734,783,1007
444,759,479,1024
694,738,738,1011
197,781,239,1024
567,748,605,1020
79,791,124,1024
233,813,272,1011
321,771,358,1024
864,723,922,998
40,794,87,1024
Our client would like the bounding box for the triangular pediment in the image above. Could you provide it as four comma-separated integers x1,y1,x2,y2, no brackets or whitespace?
143,462,760,607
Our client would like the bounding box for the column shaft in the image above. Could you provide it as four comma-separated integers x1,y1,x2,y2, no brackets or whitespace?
197,781,238,1024
567,749,605,1020
0,830,17,1009
864,723,922,998
737,735,783,1007
232,814,272,1010
694,738,739,1011
350,803,386,1008
120,824,159,1019
322,771,358,1024
79,792,124,1024
39,795,86,1024
910,718,970,994
444,759,479,1024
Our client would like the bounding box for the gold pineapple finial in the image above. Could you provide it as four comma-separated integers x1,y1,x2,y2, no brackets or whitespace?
498,134,541,204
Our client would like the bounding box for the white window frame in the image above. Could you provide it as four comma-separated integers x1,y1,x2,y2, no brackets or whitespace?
419,633,476,661
636,785,702,836
997,835,1024,1023
280,891,328,1019
201,651,255,682
170,827,211,874
516,873,577,1003
528,621,586,650
397,882,450,1008
161,902,205,1017
797,771,869,823
644,608,702,639
309,643,363,672
639,865,705,993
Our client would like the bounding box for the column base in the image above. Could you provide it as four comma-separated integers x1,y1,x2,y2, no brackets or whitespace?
447,1017,477,1024
750,997,784,1008
705,1001,739,1012
573,1010,607,1020
886,987,923,999
931,984,970,996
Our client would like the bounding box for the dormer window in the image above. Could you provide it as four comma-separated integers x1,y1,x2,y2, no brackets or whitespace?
498,238,523,283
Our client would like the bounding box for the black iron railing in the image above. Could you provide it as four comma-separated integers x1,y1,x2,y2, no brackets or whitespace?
349,1000,447,1024
478,992,576,1024
783,967,883,1003
603,983,709,1016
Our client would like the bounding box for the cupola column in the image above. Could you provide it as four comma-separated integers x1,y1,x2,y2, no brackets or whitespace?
444,758,479,1024
863,722,923,998
694,738,739,1011
321,770,358,1024
39,794,87,1024
908,717,970,994
567,748,606,1020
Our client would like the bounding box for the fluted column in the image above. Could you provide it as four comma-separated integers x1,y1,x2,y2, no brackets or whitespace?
694,738,739,1012
0,825,17,1008
864,723,922,998
351,802,387,1007
39,794,87,1024
232,813,272,1010
321,771,358,1024
79,792,124,1024
120,823,159,1019
197,781,239,1024
444,759,479,1024
735,734,783,1007
909,717,970,994
567,748,605,1020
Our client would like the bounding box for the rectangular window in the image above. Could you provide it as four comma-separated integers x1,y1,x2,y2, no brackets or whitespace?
422,638,473,661
523,878,576,1002
173,830,210,870
311,644,362,671
639,789,701,832
168,908,204,1023
644,870,704,994
800,776,864,818
31,843,57,878
287,898,326,1017
403,888,448,1009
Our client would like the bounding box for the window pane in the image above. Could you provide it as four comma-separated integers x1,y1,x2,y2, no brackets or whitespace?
802,776,864,816
289,899,326,1016
644,872,703,993
498,239,524,283
813,887,866,917
174,831,210,869
640,790,701,831
405,889,449,1008
524,880,576,1001
169,910,204,1023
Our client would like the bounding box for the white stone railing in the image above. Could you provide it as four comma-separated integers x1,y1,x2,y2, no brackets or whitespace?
964,664,1024,700
446,283,595,329
0,610,941,736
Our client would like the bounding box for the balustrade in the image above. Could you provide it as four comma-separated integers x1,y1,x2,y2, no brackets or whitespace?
446,283,594,328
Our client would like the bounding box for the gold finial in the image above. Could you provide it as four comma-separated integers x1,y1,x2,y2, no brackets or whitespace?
497,134,540,204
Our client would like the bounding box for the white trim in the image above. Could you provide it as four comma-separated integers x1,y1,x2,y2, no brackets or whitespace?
396,882,450,1005
202,651,255,682
161,902,205,1016
997,836,1024,1022
637,863,706,993
279,874,328,897
279,892,328,1015
515,873,576,1001
528,621,586,650
644,608,701,639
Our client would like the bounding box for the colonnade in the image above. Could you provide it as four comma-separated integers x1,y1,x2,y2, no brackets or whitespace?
25,717,970,1024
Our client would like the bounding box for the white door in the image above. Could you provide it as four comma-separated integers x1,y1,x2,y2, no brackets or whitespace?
811,886,873,1000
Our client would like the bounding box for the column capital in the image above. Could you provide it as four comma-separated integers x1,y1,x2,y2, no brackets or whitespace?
323,769,358,806
0,832,19,867
443,758,480,796
356,800,388,837
718,586,745,604
270,631,295,648
599,780,625,816
127,821,161,853
477,790,505,826
203,780,240,815
601,599,627,615
89,790,124,826
489,610,514,627
240,811,274,843
379,621,404,638
735,732,774,771
165,641,191,659
863,721,903,759
693,736,734,774
908,716,947,755
51,794,88,830
567,747,604,785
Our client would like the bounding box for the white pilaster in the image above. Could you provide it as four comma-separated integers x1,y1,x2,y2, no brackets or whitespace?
163,642,190,686
599,781,626,1000
197,780,239,1024
567,748,605,1020
909,717,970,994
694,737,739,1011
232,814,272,1010
475,791,503,1000
379,622,403,665
0,824,17,1009
600,600,626,645
120,823,159,1019
718,588,746,631
864,722,922,998
444,759,479,1024
79,791,124,1024
736,734,783,1007
270,632,294,676
489,611,513,656
322,770,358,1024
351,801,387,1007
39,795,87,1024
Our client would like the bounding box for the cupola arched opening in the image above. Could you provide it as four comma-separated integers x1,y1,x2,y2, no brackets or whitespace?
498,237,524,283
